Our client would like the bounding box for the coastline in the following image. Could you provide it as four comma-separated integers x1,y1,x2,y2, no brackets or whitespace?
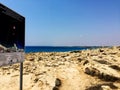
25,46,104,53
0,46,120,90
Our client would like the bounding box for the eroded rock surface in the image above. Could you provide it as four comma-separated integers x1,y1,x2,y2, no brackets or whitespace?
0,46,120,90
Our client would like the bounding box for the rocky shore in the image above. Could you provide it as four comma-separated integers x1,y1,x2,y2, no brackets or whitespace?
0,46,120,90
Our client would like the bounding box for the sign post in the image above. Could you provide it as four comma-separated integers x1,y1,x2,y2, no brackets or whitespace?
20,62,23,90
0,3,25,90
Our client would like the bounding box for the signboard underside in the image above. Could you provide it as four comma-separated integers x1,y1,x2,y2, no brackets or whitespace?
0,52,24,66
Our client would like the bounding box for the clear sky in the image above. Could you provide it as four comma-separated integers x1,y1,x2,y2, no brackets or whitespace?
0,0,120,46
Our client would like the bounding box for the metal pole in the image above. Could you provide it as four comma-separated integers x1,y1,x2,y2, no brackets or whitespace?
20,62,23,90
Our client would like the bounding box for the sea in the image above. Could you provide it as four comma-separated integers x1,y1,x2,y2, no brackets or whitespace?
25,46,101,53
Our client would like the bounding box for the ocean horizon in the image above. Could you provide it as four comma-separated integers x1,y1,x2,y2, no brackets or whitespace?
25,46,103,53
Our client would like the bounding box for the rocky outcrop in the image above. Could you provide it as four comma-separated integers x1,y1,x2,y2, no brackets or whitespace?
0,44,7,52
0,46,120,90
0,44,23,53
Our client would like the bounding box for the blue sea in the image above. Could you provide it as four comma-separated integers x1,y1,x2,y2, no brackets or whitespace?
25,46,100,53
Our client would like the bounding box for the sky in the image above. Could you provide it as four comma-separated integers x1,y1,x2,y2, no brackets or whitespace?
0,0,120,46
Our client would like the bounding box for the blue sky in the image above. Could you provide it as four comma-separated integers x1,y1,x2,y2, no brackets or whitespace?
0,0,120,46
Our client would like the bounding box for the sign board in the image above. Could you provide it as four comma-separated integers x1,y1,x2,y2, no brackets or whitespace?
0,3,25,66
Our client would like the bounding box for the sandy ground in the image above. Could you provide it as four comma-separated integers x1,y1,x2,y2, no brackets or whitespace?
0,46,120,90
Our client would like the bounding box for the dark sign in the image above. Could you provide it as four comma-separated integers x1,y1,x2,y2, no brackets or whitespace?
0,3,25,66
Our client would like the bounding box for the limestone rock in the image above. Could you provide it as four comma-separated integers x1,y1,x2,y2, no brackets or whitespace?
0,46,120,90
